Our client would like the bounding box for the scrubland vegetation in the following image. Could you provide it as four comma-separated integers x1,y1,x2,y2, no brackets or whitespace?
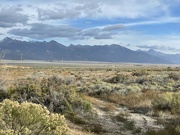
0,63,180,135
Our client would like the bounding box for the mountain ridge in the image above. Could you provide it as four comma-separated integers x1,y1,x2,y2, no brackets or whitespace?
145,49,180,64
0,37,174,64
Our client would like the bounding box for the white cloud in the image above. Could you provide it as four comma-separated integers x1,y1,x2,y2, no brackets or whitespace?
93,0,168,19
125,17,180,26
115,32,180,53
0,0,173,24
2,0,169,21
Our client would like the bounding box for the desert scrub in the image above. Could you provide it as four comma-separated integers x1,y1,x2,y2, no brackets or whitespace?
152,92,180,114
0,99,68,135
8,77,42,98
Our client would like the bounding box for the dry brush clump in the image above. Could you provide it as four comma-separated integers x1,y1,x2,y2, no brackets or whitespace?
168,72,180,81
132,70,149,76
0,99,68,135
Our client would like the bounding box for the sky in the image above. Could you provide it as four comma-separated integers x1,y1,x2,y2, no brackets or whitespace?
0,0,180,54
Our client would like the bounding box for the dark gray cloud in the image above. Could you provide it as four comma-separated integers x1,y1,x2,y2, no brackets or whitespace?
81,28,113,39
9,23,117,40
9,23,82,39
78,23,124,39
0,6,28,27
137,45,160,50
137,45,180,52
0,22,14,27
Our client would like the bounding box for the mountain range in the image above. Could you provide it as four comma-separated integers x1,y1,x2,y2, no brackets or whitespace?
0,37,179,64
145,49,180,64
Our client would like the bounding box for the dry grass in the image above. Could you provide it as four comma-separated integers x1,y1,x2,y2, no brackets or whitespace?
99,90,160,109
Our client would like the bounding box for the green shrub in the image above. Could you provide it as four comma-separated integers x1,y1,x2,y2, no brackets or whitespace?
0,99,68,135
172,92,180,114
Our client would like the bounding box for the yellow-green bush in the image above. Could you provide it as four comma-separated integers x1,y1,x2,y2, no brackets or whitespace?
0,99,68,135
152,92,180,114
152,92,173,111
147,92,180,135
